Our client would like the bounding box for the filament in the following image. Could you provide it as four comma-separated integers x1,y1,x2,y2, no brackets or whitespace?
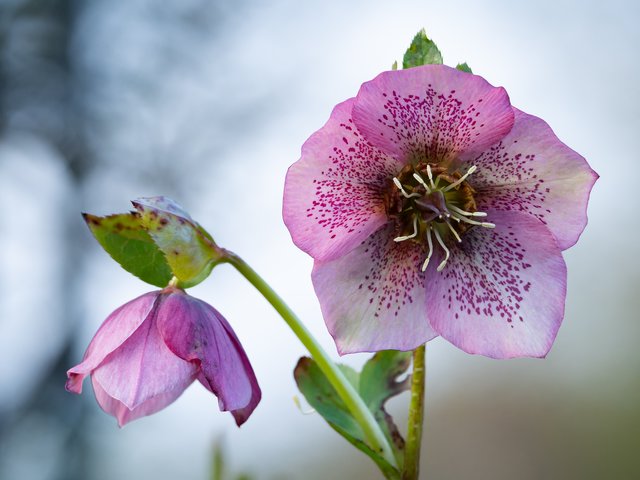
394,217,419,242
393,177,420,199
421,225,434,271
445,220,462,243
412,173,431,193
448,204,488,217
426,165,437,189
433,227,450,271
442,165,477,192
451,212,495,228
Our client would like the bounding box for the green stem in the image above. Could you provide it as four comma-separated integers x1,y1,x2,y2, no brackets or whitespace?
224,251,397,469
402,344,426,480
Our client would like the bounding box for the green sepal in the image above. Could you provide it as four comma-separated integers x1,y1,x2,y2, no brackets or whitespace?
402,29,443,69
83,212,173,287
456,62,473,73
294,351,413,479
132,196,223,288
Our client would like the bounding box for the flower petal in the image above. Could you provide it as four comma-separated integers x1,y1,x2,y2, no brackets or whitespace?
92,375,193,427
66,291,159,394
465,108,598,250
283,98,400,262
352,65,515,165
312,224,438,354
156,292,261,426
425,210,567,359
91,307,198,410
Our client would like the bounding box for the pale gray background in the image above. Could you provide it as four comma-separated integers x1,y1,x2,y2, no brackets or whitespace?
0,0,637,479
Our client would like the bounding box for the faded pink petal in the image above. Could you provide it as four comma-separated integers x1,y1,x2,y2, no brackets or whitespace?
91,307,198,412
67,288,260,426
465,108,598,250
425,210,567,359
92,375,194,427
352,65,515,165
66,291,158,393
283,98,400,262
156,292,261,426
312,224,438,354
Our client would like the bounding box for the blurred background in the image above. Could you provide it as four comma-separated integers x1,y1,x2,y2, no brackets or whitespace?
0,0,637,478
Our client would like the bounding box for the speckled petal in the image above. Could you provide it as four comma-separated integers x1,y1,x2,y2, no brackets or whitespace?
352,65,515,165
157,292,261,426
66,291,159,394
425,210,566,359
465,108,598,250
312,224,438,354
91,309,198,410
92,375,194,427
283,98,402,262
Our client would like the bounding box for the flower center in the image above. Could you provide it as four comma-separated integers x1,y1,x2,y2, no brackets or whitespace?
385,162,494,272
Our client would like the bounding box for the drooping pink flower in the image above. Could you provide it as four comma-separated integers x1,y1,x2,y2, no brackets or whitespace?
66,287,260,426
283,64,597,358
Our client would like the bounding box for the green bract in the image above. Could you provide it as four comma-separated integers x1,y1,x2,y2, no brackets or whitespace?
83,212,173,287
400,28,472,73
132,197,223,287
84,197,223,288
402,29,443,69
456,62,473,73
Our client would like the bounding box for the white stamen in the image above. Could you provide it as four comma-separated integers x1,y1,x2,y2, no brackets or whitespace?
412,173,431,193
394,217,419,242
451,212,495,228
393,177,421,199
442,165,477,192
445,220,462,243
421,225,434,271
433,227,450,271
426,165,437,189
448,204,488,217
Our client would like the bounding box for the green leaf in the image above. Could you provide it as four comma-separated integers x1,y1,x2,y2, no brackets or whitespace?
391,60,398,71
294,358,400,479
456,62,473,73
359,350,412,452
132,196,223,287
83,212,173,287
402,29,443,69
294,351,413,478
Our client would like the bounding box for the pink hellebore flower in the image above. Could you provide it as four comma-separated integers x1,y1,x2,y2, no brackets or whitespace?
283,65,597,358
66,287,261,426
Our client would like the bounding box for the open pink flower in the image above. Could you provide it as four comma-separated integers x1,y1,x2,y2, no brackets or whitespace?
66,287,260,426
283,64,597,358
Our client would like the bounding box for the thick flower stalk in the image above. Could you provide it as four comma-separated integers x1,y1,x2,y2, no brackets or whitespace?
284,64,597,358
66,286,261,427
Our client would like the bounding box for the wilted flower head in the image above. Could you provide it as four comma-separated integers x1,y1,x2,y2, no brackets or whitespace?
67,286,260,426
283,64,597,358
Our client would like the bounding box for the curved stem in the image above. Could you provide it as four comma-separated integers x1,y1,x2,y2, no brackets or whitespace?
224,251,398,469
402,344,426,480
